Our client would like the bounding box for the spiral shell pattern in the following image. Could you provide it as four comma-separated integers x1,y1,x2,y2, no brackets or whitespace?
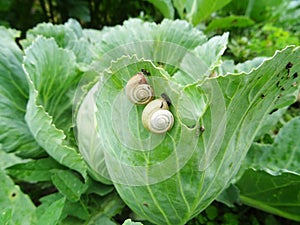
142,98,174,134
125,72,154,104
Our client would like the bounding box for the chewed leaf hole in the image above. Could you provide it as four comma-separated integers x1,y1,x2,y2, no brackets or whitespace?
286,62,293,69
269,108,278,114
11,192,17,198
293,72,298,79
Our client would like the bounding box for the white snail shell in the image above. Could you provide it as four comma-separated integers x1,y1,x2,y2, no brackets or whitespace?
142,98,174,134
125,72,154,105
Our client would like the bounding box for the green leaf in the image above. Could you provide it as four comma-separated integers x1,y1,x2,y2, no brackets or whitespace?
174,0,232,25
0,26,42,157
75,81,112,185
87,216,118,225
86,193,125,224
37,196,66,225
51,170,87,202
254,107,287,139
173,32,229,85
21,19,80,48
21,19,94,64
62,199,90,221
68,0,91,23
88,45,299,225
23,36,87,179
145,0,174,19
0,170,36,225
0,207,13,225
0,151,28,170
206,15,255,32
216,184,240,207
85,179,114,196
267,117,300,173
92,19,206,71
247,117,300,173
236,169,300,222
6,158,64,182
122,219,144,225
37,192,89,223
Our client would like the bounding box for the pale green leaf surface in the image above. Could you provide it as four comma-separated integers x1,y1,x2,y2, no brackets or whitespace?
122,219,144,225
91,19,206,73
23,36,87,178
145,0,174,18
21,19,81,48
21,19,93,64
6,158,64,182
75,81,112,184
218,57,267,76
254,107,287,139
236,169,300,222
173,32,229,85
0,170,36,225
0,151,28,170
51,169,87,202
0,26,42,157
269,117,300,173
235,57,266,73
247,117,300,173
89,46,300,225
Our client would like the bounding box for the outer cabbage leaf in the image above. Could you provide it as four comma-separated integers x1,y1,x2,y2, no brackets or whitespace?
236,169,300,222
0,151,27,170
88,46,299,225
90,19,206,72
173,32,229,85
235,117,300,221
21,19,94,64
23,37,87,179
0,26,43,157
0,170,36,225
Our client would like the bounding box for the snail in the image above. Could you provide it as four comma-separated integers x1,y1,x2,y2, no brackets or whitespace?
142,98,174,134
125,72,154,104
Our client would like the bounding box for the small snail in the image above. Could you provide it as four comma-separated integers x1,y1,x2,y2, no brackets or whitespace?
125,72,154,105
142,98,174,134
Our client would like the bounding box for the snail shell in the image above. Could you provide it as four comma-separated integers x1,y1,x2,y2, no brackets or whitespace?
142,98,174,134
125,72,154,105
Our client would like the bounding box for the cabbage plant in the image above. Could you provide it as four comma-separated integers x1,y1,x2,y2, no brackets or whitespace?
75,19,300,225
1,18,299,225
